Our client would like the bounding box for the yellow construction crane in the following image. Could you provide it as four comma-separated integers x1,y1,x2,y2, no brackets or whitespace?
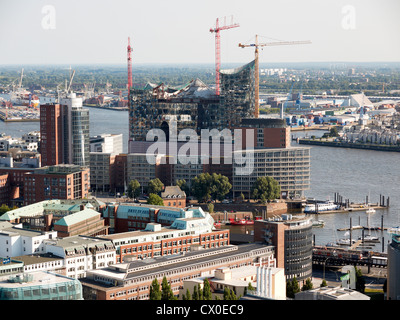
239,35,311,118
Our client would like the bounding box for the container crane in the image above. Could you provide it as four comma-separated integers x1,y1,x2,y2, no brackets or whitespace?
210,16,239,95
239,35,311,118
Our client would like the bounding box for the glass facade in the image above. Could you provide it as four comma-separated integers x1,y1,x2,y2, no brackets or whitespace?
0,272,83,300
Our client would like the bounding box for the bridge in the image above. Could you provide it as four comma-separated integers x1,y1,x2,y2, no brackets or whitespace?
312,246,387,271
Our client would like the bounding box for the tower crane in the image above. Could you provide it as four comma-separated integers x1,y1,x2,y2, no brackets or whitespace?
127,37,133,92
210,16,239,95
239,35,311,118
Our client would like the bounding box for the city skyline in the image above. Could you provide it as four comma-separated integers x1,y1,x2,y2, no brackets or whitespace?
0,0,400,65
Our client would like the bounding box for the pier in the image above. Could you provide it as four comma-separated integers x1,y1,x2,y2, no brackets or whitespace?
313,245,387,270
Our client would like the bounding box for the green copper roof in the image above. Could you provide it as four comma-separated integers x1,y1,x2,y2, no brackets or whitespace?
54,209,100,227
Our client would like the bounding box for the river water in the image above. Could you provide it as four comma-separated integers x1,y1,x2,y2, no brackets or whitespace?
0,105,398,252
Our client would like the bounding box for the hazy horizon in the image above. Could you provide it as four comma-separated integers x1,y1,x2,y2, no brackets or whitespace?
1,0,399,65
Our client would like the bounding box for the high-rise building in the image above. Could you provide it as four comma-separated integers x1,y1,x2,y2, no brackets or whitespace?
40,103,63,166
254,214,313,282
40,93,90,167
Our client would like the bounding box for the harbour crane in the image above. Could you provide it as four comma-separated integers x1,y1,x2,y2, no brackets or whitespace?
210,16,239,95
239,35,311,118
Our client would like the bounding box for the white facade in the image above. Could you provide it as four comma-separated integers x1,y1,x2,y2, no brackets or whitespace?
44,236,116,279
0,224,57,258
90,133,123,154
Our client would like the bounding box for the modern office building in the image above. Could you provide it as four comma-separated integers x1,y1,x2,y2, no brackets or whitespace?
90,133,123,154
0,271,83,300
254,214,313,282
232,147,310,199
89,152,116,193
40,93,90,167
102,202,217,234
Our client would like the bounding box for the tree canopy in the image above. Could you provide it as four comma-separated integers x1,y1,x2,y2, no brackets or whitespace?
251,176,281,202
191,173,232,203
127,179,141,199
147,193,164,206
148,178,164,195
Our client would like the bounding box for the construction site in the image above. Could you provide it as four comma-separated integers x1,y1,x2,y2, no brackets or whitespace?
127,17,311,153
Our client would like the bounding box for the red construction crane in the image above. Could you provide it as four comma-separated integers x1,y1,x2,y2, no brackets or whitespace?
127,37,133,91
239,35,311,118
210,17,239,95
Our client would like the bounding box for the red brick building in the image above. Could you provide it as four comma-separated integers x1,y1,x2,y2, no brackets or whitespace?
23,164,90,205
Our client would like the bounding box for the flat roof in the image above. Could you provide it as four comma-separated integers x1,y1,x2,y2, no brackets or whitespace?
0,271,75,289
84,243,273,286
12,253,63,265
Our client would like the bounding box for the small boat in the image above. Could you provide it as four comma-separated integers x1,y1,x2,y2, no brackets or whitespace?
366,207,376,214
304,200,339,213
359,234,380,243
214,221,222,228
312,219,325,228
229,217,254,225
337,238,356,246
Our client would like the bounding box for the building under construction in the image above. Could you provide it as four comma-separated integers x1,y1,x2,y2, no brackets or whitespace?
128,60,256,151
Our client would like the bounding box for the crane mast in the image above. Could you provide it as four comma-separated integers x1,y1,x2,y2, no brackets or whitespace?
210,17,239,95
239,35,311,118
127,37,133,91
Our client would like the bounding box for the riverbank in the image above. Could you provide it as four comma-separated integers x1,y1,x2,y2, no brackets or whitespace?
84,104,128,111
299,139,400,152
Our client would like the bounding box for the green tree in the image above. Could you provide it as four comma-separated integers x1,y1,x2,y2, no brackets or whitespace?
198,283,203,300
147,193,164,206
191,173,232,203
248,282,255,291
286,277,300,298
191,173,213,203
320,279,328,287
127,179,141,199
203,278,212,300
0,204,10,215
192,285,199,300
176,179,189,194
161,276,176,300
251,176,281,201
149,278,161,300
184,288,192,300
301,278,313,291
207,203,214,214
223,287,231,300
148,178,164,195
210,173,232,201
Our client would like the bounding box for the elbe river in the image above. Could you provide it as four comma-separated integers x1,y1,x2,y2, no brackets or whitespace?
1,105,399,253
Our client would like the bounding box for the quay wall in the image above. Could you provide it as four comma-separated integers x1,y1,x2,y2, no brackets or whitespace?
299,139,400,152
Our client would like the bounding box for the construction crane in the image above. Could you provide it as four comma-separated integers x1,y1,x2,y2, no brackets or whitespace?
239,35,311,118
210,16,239,95
127,37,133,92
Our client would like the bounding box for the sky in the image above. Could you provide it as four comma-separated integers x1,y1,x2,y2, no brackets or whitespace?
0,0,399,65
